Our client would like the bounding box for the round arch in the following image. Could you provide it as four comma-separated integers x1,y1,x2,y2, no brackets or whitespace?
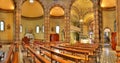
21,0,44,17
104,27,112,32
48,1,66,14
103,27,111,44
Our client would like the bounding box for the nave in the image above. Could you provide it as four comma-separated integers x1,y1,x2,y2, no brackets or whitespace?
0,41,118,63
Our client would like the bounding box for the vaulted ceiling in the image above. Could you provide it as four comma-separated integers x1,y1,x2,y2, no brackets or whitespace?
70,0,116,24
50,6,64,16
70,0,93,23
21,0,44,17
0,0,14,10
0,0,116,18
101,0,116,8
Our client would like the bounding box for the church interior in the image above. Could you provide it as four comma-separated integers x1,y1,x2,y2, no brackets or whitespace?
0,0,119,63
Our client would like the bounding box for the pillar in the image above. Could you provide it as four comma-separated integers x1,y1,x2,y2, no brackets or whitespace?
44,9,50,42
64,8,70,42
116,0,120,50
14,0,22,42
93,0,100,43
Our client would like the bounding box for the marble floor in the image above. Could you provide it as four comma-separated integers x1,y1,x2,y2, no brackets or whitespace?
100,44,117,63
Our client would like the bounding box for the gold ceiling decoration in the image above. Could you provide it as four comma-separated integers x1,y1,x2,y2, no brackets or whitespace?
84,13,94,23
22,0,44,17
72,0,93,9
50,7,64,16
0,0,14,10
71,0,93,23
101,0,116,8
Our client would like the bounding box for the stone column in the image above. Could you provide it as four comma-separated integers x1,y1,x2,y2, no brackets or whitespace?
93,0,100,43
44,9,50,42
64,8,70,42
14,0,22,42
116,0,120,49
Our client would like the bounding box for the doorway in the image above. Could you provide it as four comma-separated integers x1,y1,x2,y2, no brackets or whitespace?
104,28,111,44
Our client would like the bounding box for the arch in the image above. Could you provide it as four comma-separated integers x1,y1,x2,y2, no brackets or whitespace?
37,0,45,10
103,27,111,44
104,27,111,32
70,0,94,10
84,13,94,23
36,25,40,33
0,20,5,31
0,0,15,11
48,1,66,15
70,0,94,24
21,0,44,18
20,24,22,33
50,6,65,16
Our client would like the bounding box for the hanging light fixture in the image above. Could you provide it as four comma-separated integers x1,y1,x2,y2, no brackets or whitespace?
29,0,34,3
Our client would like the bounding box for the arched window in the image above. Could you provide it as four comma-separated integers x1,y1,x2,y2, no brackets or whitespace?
0,21,4,31
20,25,22,33
114,20,116,32
56,25,60,33
42,25,44,32
36,25,40,33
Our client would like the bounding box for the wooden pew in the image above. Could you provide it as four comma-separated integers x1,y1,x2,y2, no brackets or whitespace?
59,44,100,63
51,45,89,54
4,44,15,63
35,44,88,63
41,50,71,63
59,45,96,55
74,43,98,49
51,45,89,62
26,46,50,63
12,44,19,63
116,50,120,62
12,52,19,63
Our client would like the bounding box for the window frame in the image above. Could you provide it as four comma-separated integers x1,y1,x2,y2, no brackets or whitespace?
36,25,40,33
0,21,5,31
56,25,60,34
20,24,22,33
42,25,44,32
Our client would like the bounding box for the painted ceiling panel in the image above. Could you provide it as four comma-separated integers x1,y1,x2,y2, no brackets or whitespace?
101,0,116,8
22,0,44,17
50,7,64,16
0,0,14,10
71,0,94,23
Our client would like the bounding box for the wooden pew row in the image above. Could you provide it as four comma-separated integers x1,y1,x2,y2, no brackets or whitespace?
116,50,120,63
59,44,99,63
60,45,95,51
34,44,87,63
59,43,100,56
59,45,97,55
4,44,18,63
12,52,19,63
12,44,19,63
51,45,89,56
51,45,89,62
26,46,50,63
33,42,72,63
41,50,70,63
64,43,98,48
